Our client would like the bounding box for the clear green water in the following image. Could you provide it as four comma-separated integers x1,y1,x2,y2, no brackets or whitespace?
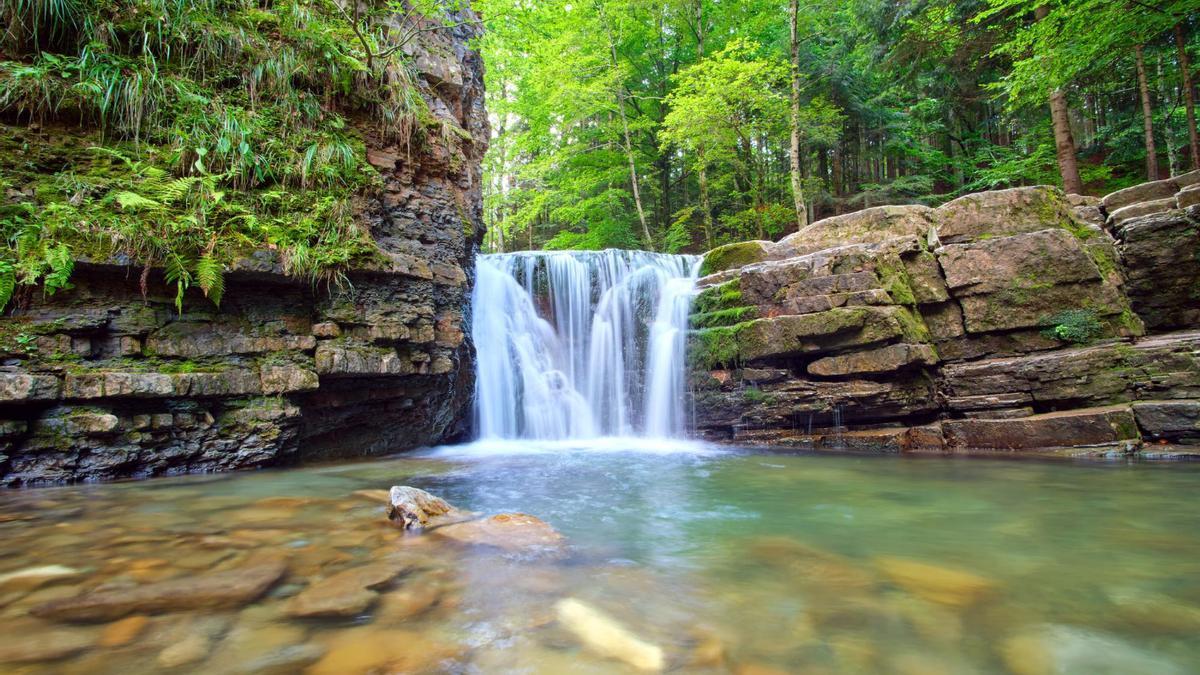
1,446,1199,674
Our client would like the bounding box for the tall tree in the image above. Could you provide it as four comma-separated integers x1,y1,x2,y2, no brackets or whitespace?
1177,23,1200,170
788,0,808,229
1135,44,1159,180
1034,4,1083,194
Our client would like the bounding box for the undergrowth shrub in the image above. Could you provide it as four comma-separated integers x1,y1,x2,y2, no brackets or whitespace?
0,0,472,311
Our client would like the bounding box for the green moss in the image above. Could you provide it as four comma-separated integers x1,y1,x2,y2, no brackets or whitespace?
874,258,917,306
691,306,759,329
742,387,774,404
1038,309,1104,345
690,325,744,370
692,279,745,315
894,307,932,343
699,241,767,276
1085,244,1119,278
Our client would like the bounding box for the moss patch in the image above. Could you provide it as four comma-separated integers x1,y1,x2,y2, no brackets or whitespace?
699,241,768,276
691,306,759,329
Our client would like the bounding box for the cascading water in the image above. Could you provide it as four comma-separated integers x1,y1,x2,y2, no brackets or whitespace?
472,250,701,441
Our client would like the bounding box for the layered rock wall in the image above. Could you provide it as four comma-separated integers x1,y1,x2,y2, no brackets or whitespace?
691,173,1200,457
0,14,488,485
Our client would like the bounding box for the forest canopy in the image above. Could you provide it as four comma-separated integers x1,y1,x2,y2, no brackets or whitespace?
474,0,1200,253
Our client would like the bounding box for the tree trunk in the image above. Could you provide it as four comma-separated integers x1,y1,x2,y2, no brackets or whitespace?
1159,54,1180,176
1176,23,1200,171
1035,5,1083,194
1135,45,1159,181
1083,92,1097,146
788,0,808,230
694,0,715,248
599,5,654,249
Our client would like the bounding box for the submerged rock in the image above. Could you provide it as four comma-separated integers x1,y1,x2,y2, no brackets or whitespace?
1001,625,1185,675
285,562,404,618
555,597,665,672
433,513,565,552
0,564,86,592
874,557,996,608
307,627,462,675
31,558,286,622
0,619,95,663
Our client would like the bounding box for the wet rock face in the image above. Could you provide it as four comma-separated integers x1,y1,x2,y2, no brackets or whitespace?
0,9,488,486
691,177,1200,455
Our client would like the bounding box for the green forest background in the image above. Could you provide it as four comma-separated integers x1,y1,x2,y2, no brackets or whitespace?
475,0,1200,253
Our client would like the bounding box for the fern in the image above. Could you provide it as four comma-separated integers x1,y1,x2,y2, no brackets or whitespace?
43,243,74,295
112,191,162,210
0,260,15,311
163,252,192,314
195,253,225,306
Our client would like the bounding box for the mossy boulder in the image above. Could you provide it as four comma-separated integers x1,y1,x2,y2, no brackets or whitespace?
932,186,1083,244
777,205,934,257
699,241,773,277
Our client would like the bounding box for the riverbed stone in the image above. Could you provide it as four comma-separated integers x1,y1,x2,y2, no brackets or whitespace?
875,557,997,608
433,513,565,552
31,558,286,622
307,627,463,675
0,619,95,663
286,562,403,618
97,614,149,647
0,564,85,592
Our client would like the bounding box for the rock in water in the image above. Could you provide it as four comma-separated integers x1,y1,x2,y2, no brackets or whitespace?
874,557,996,608
554,598,665,672
433,513,565,552
31,558,286,622
0,564,85,591
387,486,455,530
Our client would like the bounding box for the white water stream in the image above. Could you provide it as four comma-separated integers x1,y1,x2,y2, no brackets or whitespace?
472,250,701,441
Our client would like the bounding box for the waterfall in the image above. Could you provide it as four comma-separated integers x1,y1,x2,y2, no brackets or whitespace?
472,250,701,440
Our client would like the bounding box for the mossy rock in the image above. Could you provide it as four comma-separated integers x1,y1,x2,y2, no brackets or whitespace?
699,241,772,277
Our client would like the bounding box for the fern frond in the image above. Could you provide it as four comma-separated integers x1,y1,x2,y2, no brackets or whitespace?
0,261,16,312
164,252,192,314
43,244,74,295
195,253,225,306
112,191,162,210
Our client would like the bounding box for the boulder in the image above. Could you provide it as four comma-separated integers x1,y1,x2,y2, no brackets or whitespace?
31,558,286,622
942,405,1139,450
1108,197,1177,226
932,186,1077,244
710,306,924,365
1115,210,1200,330
807,343,938,377
555,598,665,673
1177,183,1200,209
700,240,776,276
1175,169,1200,187
1101,178,1179,211
936,229,1100,296
1131,400,1200,443
778,205,934,256
387,485,457,530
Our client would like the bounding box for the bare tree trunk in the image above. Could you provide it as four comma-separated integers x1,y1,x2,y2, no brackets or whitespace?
788,0,808,231
1176,23,1200,170
1159,54,1180,175
1083,92,1097,145
1035,5,1083,194
1136,45,1159,180
599,5,654,250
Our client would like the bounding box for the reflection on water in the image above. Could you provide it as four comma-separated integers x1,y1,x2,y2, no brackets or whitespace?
1,446,1198,674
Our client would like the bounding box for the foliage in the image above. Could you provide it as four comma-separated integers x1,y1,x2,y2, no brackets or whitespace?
1038,309,1104,345
0,0,465,311
477,0,1200,254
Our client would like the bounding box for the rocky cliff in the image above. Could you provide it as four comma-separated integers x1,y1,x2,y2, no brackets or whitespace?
690,173,1200,457
0,14,488,486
